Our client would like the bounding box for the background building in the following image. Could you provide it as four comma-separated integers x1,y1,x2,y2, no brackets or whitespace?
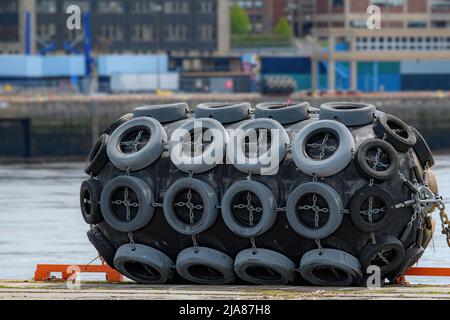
0,0,229,56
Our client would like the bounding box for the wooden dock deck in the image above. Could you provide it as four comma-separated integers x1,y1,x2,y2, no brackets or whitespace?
0,280,449,300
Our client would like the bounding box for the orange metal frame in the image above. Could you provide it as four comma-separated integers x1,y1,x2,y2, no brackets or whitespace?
34,264,123,282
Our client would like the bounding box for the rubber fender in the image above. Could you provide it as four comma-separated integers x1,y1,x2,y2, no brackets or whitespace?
227,118,290,175
410,126,435,168
114,243,174,284
234,248,296,285
255,101,310,125
169,118,229,174
80,178,103,224
350,186,395,233
107,117,167,171
355,138,398,181
286,182,344,239
102,113,133,135
319,102,376,126
163,178,219,236
176,247,235,285
299,248,363,286
360,236,405,276
100,176,155,232
133,103,189,123
84,134,109,176
87,226,116,268
195,102,251,124
373,114,416,152
292,120,355,177
221,180,277,238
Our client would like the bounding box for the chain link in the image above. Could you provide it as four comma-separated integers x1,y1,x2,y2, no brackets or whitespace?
437,198,450,247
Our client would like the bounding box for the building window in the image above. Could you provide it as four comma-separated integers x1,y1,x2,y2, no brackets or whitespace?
349,20,367,28
166,24,188,41
98,24,124,41
98,0,124,13
38,23,57,41
198,24,215,41
164,1,190,14
408,21,427,28
36,0,57,13
198,1,216,14
0,0,18,13
63,1,90,11
132,24,155,41
131,1,162,13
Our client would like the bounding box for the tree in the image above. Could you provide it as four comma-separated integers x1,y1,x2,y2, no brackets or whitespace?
230,4,250,35
274,17,293,38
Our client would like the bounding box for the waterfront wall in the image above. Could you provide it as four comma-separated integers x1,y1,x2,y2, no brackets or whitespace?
0,93,449,159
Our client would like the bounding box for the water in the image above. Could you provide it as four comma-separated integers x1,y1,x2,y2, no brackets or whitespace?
0,158,449,284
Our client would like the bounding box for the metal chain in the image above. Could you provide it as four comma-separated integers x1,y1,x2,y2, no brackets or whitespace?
437,198,450,247
315,239,323,254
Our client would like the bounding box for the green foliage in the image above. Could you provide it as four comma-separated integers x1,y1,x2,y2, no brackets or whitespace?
274,17,293,38
230,4,250,34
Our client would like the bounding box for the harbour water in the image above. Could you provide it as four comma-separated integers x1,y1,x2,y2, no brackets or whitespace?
0,157,449,284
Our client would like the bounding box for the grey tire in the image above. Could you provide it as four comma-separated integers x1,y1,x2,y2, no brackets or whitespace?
176,247,235,284
221,180,277,238
169,118,229,174
133,103,189,123
299,248,363,286
100,176,155,232
227,118,290,175
360,236,405,276
255,102,310,125
320,102,376,126
107,117,167,171
114,244,174,284
163,178,219,236
196,102,251,124
292,120,355,177
234,248,296,285
286,182,343,239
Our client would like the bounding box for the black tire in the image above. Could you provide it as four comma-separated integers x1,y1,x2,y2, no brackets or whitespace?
386,245,424,283
80,179,103,224
102,113,133,135
163,178,219,235
356,139,398,181
176,247,235,285
319,102,376,126
410,126,435,168
255,102,310,125
133,103,189,123
374,114,416,152
87,226,116,268
114,243,174,284
195,102,251,124
350,186,395,233
234,248,296,285
84,134,109,176
360,236,405,276
100,176,155,232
